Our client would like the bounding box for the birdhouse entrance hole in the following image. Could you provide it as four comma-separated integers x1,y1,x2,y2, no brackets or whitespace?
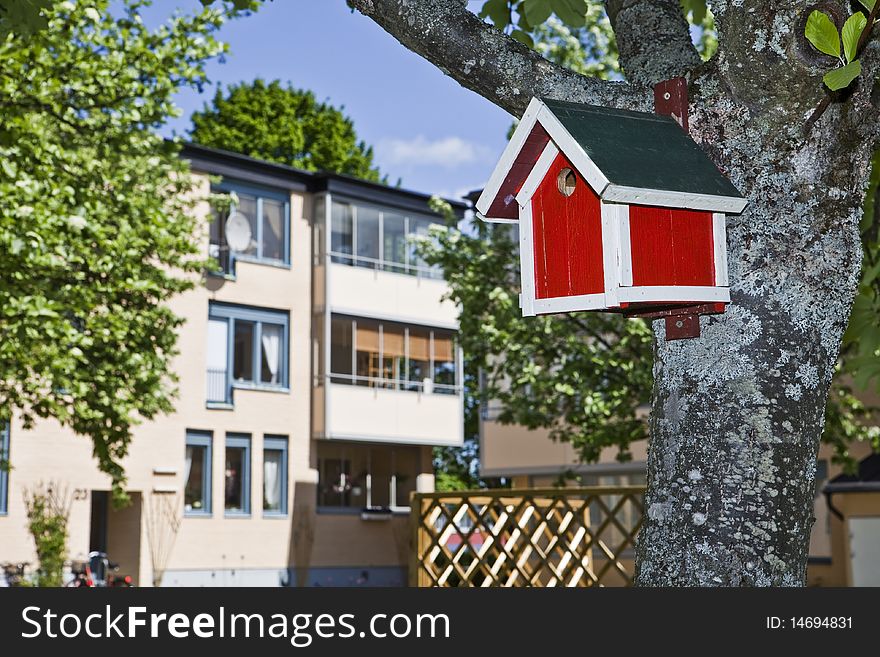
557,168,576,197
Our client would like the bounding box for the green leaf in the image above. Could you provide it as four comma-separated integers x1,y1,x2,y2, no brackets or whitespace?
479,0,510,27
551,0,588,27
510,29,535,48
824,59,862,90
805,10,841,59
680,0,707,25
862,257,880,287
842,13,867,63
523,0,553,27
0,0,53,37
858,0,876,12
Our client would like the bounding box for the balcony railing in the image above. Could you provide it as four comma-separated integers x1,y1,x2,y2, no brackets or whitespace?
206,368,229,404
327,373,459,395
329,251,443,280
208,243,233,276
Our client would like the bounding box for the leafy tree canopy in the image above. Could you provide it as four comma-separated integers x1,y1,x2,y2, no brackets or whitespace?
0,0,235,504
190,79,385,183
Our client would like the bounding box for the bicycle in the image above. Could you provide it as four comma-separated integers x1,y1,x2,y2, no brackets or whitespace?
1,562,30,587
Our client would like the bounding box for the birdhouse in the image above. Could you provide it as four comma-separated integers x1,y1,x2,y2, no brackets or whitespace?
476,93,747,336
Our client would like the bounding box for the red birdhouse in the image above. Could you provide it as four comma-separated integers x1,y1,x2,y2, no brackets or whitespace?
476,94,747,335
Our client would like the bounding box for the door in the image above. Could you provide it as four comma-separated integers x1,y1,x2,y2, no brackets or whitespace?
89,490,109,553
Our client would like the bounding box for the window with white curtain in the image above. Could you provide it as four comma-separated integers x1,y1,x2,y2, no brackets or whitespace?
263,436,288,516
207,303,289,405
184,431,212,516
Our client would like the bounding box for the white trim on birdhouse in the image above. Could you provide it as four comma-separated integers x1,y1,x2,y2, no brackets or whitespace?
712,212,729,287
600,201,622,307
475,97,545,218
616,204,633,287
534,105,610,197
519,200,537,317
478,213,520,224
532,293,608,315
515,141,560,208
618,286,730,304
601,185,749,214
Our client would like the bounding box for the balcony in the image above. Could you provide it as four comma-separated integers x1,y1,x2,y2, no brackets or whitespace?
322,381,463,447
206,368,229,405
327,260,458,328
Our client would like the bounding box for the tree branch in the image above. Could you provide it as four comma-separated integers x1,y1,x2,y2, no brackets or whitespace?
604,0,702,85
347,0,649,116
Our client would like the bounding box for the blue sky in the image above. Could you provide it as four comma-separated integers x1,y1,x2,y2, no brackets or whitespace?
142,0,512,201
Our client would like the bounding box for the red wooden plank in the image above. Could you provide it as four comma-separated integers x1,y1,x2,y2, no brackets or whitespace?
654,77,689,132
670,208,715,286
629,205,714,287
532,153,604,299
630,205,674,286
486,123,550,219
532,192,552,299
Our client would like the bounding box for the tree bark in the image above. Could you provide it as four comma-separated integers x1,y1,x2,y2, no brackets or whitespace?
349,0,880,585
635,1,879,585
604,0,702,84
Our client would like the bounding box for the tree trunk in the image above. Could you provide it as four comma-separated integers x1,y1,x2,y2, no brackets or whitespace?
634,4,877,585
349,0,880,585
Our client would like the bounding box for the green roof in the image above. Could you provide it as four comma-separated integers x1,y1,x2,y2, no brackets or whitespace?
542,98,743,200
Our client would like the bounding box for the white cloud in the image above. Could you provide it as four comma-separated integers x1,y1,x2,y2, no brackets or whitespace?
377,135,494,169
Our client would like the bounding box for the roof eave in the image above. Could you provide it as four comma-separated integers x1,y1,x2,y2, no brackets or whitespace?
475,97,546,218
479,215,521,224
602,184,748,214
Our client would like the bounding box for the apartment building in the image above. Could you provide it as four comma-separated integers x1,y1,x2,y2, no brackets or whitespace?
0,143,466,587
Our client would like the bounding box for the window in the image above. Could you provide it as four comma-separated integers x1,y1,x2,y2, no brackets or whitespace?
815,459,829,498
356,205,380,268
263,436,288,516
184,431,212,516
432,330,456,389
317,442,418,510
382,211,406,274
207,303,289,404
330,316,353,381
355,318,380,386
209,181,290,274
0,423,8,514
329,315,459,394
225,434,251,515
330,201,353,263
328,200,443,278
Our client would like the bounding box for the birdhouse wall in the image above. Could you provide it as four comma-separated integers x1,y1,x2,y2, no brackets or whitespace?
531,152,605,300
626,205,716,287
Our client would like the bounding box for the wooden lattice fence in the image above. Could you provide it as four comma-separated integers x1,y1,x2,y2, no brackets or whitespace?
410,486,645,587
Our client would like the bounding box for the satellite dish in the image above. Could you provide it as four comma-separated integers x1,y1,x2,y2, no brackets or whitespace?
225,211,252,252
